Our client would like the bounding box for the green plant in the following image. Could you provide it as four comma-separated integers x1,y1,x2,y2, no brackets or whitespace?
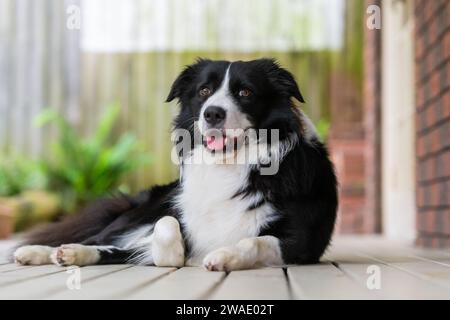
35,104,151,212
0,155,48,197
316,118,331,142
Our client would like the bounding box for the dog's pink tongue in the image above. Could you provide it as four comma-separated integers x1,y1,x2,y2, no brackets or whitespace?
206,135,225,151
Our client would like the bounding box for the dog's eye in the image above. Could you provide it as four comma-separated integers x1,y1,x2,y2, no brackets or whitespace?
199,87,212,97
239,89,252,97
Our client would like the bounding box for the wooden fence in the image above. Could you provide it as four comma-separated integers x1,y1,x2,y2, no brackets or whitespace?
0,0,81,158
0,0,341,191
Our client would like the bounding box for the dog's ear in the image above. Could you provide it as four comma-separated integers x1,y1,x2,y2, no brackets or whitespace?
166,59,211,103
276,67,305,103
166,65,195,103
263,59,305,103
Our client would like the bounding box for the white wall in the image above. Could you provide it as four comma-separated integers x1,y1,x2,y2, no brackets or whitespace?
381,0,416,240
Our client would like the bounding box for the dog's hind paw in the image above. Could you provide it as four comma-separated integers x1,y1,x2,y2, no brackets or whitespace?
14,245,53,265
203,247,243,272
51,244,100,266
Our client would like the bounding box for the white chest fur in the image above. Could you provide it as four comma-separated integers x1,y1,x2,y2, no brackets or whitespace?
175,157,277,265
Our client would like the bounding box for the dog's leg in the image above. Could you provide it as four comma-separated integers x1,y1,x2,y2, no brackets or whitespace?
50,244,136,266
50,244,101,266
14,245,54,265
151,216,185,267
202,236,283,272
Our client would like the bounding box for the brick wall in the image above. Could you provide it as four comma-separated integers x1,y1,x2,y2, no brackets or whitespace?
328,71,366,233
331,0,383,234
415,0,450,248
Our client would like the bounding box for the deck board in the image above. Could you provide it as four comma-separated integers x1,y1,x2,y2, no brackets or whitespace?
0,263,29,272
389,261,450,289
0,242,14,264
0,236,450,299
209,268,290,300
51,266,175,299
0,265,68,287
0,265,130,299
128,267,226,300
337,262,450,299
287,263,380,300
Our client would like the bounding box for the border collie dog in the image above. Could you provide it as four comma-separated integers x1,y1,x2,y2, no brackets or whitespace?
13,59,337,271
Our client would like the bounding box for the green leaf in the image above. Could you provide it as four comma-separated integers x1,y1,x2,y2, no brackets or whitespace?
31,104,152,211
92,102,121,148
33,109,59,127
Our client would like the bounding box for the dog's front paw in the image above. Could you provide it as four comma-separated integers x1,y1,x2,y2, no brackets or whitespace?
51,244,99,266
152,216,185,267
14,246,52,265
203,248,244,272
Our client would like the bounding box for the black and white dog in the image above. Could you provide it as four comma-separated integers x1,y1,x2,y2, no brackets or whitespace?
13,59,337,271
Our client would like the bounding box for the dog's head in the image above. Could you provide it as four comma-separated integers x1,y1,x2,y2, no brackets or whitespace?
167,58,305,154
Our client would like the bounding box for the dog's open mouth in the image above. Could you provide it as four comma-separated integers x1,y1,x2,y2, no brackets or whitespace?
205,134,226,151
203,130,239,153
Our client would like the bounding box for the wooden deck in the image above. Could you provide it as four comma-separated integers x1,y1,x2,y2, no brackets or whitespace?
1,236,450,300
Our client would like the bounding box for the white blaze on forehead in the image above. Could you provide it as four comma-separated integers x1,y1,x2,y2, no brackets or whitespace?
203,64,232,110
199,63,251,135
199,65,233,135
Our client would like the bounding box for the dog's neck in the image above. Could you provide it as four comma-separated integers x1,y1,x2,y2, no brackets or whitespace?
177,132,299,182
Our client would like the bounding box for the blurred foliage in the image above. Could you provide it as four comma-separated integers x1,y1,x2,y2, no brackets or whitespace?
0,155,48,197
34,103,152,212
316,118,331,142
341,0,364,87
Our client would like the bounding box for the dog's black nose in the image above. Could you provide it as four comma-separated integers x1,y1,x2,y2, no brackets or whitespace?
204,106,226,126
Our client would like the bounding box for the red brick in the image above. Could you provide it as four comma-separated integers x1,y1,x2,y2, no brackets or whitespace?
431,128,441,154
417,135,426,158
417,213,424,231
425,48,436,80
415,0,425,19
430,0,443,14
443,151,450,179
344,153,364,177
416,114,423,132
431,237,441,248
431,183,441,207
441,122,450,150
432,181,449,207
417,186,425,208
434,151,449,180
444,209,450,235
436,7,448,40
447,3,450,31
429,157,436,181
444,31,450,60
446,59,450,90
416,33,426,61
420,157,433,182
443,181,450,206
429,18,439,47
444,91,450,118
426,105,436,128
417,160,425,182
427,210,437,233
417,84,426,108
430,72,441,99
424,1,434,25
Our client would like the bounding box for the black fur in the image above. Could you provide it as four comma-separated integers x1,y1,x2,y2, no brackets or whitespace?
19,58,338,265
